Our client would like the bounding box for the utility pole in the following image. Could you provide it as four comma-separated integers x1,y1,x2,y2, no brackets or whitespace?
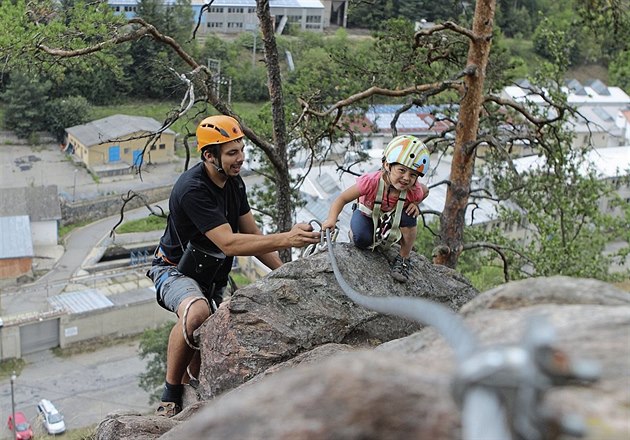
72,169,78,202
10,371,17,440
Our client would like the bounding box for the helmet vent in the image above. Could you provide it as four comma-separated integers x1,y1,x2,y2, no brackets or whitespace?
203,123,229,138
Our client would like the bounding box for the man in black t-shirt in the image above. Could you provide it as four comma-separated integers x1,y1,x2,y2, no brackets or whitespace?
147,115,320,417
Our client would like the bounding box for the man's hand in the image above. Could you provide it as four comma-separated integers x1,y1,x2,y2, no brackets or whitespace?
288,223,321,247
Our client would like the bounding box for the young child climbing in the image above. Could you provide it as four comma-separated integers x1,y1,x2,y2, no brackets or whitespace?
322,135,430,282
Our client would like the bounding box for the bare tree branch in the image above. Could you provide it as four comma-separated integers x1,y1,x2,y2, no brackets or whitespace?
302,81,463,118
110,191,166,238
414,21,484,44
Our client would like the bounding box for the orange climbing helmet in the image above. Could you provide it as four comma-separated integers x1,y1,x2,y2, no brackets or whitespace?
196,115,244,151
383,135,430,177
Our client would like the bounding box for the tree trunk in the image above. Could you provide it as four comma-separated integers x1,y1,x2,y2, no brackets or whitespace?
256,0,293,261
433,0,496,268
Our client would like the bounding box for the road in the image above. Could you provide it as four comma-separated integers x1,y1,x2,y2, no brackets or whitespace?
0,140,268,437
0,140,170,437
0,341,152,438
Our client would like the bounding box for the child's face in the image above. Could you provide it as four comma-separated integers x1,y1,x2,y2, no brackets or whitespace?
387,163,420,190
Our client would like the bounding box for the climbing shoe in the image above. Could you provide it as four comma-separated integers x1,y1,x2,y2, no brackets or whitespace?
155,401,182,418
391,255,411,283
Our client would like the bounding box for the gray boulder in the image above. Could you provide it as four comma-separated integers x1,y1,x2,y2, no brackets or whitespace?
94,246,630,440
196,244,476,399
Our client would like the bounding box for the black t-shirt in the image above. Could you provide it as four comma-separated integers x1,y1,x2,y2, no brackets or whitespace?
159,162,250,282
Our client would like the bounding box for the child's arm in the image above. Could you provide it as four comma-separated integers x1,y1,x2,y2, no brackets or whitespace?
322,185,361,231
405,183,430,217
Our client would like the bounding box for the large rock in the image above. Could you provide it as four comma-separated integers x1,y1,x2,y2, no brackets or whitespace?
196,244,476,399
95,248,630,440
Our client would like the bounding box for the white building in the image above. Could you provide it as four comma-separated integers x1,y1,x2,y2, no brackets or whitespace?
108,0,348,35
501,79,630,150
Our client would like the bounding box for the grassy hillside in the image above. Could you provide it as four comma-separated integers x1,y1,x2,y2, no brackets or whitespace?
90,100,263,136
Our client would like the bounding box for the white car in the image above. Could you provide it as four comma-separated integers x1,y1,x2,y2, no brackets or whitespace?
37,399,66,435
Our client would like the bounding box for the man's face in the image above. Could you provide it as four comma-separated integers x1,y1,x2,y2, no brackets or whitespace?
219,138,245,176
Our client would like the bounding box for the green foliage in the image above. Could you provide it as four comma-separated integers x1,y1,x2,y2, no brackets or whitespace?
138,322,172,403
1,71,52,138
496,3,535,38
480,73,629,280
116,215,167,233
462,265,506,292
0,358,26,380
414,218,439,258
532,16,578,66
230,271,252,288
48,95,92,141
347,0,465,29
609,50,630,93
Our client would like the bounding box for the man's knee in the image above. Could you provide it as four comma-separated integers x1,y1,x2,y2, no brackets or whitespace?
178,297,211,329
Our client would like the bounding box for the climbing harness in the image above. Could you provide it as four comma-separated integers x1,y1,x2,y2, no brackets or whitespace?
356,177,406,250
300,219,338,258
182,296,210,350
323,228,600,440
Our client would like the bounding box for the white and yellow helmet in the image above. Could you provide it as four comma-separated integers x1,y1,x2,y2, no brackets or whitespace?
384,135,430,177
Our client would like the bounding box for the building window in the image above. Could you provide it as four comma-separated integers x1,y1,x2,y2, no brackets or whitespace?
306,15,322,23
159,144,166,150
227,22,243,28
210,7,223,13
124,148,130,154
228,7,244,13
150,145,157,150
287,15,301,23
208,22,223,28
248,8,255,13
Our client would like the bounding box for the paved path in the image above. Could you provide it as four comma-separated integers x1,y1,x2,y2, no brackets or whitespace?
0,341,152,437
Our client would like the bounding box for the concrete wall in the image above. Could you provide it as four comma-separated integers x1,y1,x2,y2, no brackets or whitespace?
0,299,174,360
59,299,174,348
60,185,172,226
31,221,58,247
0,325,20,360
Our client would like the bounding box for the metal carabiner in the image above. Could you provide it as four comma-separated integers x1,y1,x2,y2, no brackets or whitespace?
301,219,338,258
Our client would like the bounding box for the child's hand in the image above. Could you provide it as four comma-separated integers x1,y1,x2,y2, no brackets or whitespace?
321,219,337,233
405,203,420,218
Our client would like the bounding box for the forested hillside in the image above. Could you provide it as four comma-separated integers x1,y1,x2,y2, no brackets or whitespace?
0,0,628,285
1,0,627,139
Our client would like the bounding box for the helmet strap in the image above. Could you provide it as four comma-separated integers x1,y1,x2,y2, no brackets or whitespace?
206,150,226,175
212,159,226,175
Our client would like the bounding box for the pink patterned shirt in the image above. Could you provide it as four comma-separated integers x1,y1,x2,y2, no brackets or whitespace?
356,171,424,212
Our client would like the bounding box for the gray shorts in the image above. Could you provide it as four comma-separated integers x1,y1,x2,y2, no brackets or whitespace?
147,261,225,314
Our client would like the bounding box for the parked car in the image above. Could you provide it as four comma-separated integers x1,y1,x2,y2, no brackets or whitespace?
7,411,33,440
37,398,66,435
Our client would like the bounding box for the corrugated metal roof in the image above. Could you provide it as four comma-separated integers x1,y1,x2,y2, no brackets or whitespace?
203,0,323,8
66,114,175,148
0,185,61,221
48,289,114,314
0,215,34,259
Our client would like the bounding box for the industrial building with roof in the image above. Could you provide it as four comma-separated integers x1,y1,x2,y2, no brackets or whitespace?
0,185,62,279
108,0,348,35
64,114,176,177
